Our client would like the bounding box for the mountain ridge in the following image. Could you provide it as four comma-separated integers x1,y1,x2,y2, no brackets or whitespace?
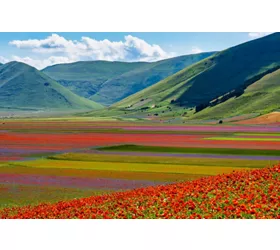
43,52,216,105
105,32,280,121
0,61,103,111
191,67,280,120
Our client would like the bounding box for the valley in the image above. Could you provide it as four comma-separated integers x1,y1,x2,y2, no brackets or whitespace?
1,32,280,219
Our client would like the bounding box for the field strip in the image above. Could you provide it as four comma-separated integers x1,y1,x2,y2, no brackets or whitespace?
205,137,280,141
0,183,111,209
235,133,280,137
0,165,207,182
98,144,280,156
10,159,256,175
48,153,279,168
90,151,280,161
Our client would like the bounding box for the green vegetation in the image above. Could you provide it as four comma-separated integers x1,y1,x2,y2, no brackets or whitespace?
43,53,215,105
206,136,280,141
106,32,280,120
192,68,280,119
0,163,203,183
98,144,280,156
0,62,103,110
235,133,280,137
48,152,278,168
7,159,256,176
42,61,144,105
0,183,110,209
2,33,280,121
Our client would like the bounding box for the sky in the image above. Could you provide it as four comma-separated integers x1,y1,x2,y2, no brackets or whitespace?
0,32,273,69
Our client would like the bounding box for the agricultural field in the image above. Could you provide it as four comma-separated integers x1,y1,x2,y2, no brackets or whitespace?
1,118,280,217
1,165,279,219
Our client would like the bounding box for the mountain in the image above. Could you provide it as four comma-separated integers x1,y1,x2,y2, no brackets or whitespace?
191,68,280,120
0,62,103,110
89,53,216,105
42,52,215,105
110,33,280,120
42,61,145,103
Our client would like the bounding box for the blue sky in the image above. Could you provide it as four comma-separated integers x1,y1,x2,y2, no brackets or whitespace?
0,32,272,69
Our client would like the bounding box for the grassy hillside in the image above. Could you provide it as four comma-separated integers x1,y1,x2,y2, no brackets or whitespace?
43,53,215,105
89,53,215,105
0,62,103,110
191,68,280,119
43,61,145,102
111,33,280,120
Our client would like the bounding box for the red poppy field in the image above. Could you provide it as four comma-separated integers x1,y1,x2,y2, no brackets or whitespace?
1,119,280,218
1,165,279,219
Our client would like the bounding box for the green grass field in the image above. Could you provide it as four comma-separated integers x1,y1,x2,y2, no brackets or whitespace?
206,137,280,141
7,159,255,175
48,152,277,167
0,184,110,209
98,144,280,156
235,133,280,136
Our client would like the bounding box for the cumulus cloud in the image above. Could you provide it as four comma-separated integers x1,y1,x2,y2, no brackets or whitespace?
8,34,172,68
191,46,203,54
248,32,273,39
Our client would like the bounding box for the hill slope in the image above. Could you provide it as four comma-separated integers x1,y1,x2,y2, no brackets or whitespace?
89,53,215,105
42,61,145,104
235,112,280,125
43,53,215,105
112,33,280,119
0,62,103,110
192,68,280,120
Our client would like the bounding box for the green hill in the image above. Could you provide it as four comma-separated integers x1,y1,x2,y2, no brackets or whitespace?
43,53,215,106
42,61,145,103
191,68,280,120
0,62,103,110
89,53,215,105
110,33,280,119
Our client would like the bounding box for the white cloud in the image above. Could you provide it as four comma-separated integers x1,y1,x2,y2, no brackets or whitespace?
191,46,203,54
0,56,9,64
248,32,273,39
8,34,173,68
11,56,74,69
